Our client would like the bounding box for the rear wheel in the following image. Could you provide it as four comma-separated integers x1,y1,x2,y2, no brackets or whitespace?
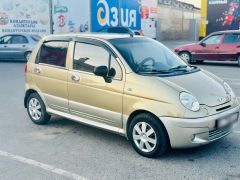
238,55,240,67
27,93,51,125
128,113,169,158
25,51,32,61
179,52,193,64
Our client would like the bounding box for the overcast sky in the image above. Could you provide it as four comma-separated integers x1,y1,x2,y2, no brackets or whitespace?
178,0,201,8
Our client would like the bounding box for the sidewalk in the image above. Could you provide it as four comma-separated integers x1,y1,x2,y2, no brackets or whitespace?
160,40,196,50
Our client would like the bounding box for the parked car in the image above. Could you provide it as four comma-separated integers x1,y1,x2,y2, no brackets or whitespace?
24,33,239,158
97,27,141,36
0,34,41,61
174,30,240,66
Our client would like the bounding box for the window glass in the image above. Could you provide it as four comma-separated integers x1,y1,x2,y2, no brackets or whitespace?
73,42,122,79
74,43,109,73
109,38,187,73
223,34,240,44
0,36,12,44
110,56,122,79
39,41,69,67
10,35,28,44
203,35,222,45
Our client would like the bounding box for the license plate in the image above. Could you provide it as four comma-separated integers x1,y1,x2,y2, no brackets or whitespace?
216,113,239,129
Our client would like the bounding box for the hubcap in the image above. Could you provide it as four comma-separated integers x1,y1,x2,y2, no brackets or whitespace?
28,98,42,121
26,53,31,61
180,53,190,62
133,122,157,153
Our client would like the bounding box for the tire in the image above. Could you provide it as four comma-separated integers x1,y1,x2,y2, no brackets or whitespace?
179,52,193,64
27,93,51,125
128,113,170,158
238,55,240,67
25,51,32,61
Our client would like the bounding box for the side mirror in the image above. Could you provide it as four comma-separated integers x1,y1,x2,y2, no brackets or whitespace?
108,68,116,77
199,42,206,47
93,66,108,77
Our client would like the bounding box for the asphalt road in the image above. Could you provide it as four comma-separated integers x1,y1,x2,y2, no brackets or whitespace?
0,60,239,180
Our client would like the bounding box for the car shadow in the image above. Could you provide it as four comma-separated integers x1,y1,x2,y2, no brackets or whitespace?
45,116,238,161
199,61,238,68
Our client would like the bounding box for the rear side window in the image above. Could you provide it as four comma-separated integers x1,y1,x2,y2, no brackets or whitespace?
223,34,240,44
10,35,28,44
38,41,69,68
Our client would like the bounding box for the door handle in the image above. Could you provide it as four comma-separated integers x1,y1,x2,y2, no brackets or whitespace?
22,45,26,47
71,74,80,82
4,45,7,48
236,46,240,48
34,67,41,74
215,46,219,49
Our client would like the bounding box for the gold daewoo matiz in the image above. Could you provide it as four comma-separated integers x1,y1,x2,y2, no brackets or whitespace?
24,33,240,158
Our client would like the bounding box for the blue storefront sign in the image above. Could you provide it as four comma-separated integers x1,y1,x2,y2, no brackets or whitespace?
91,0,141,32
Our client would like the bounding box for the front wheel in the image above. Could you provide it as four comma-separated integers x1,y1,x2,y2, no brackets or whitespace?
128,113,169,158
27,93,51,125
179,52,193,64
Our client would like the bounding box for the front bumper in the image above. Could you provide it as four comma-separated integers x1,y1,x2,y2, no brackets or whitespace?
160,105,240,148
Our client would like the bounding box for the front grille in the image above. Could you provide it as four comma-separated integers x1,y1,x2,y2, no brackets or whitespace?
209,126,232,141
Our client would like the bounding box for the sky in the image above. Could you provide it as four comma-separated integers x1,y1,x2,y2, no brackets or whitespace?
178,0,201,8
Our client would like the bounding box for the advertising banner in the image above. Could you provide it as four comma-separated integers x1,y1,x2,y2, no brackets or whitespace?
91,0,141,32
52,0,90,34
141,0,158,38
207,0,240,35
0,0,50,36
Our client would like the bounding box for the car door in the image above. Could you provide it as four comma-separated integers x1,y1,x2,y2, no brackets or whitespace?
32,41,69,113
217,33,240,61
68,40,125,128
194,34,223,61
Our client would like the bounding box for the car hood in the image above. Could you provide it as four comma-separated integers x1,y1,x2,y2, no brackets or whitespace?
156,70,230,107
175,43,197,50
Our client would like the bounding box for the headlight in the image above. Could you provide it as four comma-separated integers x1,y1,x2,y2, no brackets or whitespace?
180,92,200,112
224,82,235,96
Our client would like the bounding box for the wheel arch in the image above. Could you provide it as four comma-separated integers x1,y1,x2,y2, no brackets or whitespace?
126,110,170,142
24,89,38,108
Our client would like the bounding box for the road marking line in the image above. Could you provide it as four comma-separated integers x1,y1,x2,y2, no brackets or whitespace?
222,78,240,81
0,150,88,180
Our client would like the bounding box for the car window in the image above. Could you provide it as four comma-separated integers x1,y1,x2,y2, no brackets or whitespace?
0,36,12,44
10,35,28,44
73,42,122,79
223,34,240,44
38,41,69,68
202,35,222,45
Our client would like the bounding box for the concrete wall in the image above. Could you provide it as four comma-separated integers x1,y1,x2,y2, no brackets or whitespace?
156,4,200,41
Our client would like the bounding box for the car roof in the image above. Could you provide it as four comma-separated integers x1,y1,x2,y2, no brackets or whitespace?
43,33,134,41
211,30,240,35
0,34,37,37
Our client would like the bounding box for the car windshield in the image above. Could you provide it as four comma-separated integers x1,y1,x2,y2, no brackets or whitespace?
109,38,198,76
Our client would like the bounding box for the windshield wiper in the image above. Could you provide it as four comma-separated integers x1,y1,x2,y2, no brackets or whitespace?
167,65,188,72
